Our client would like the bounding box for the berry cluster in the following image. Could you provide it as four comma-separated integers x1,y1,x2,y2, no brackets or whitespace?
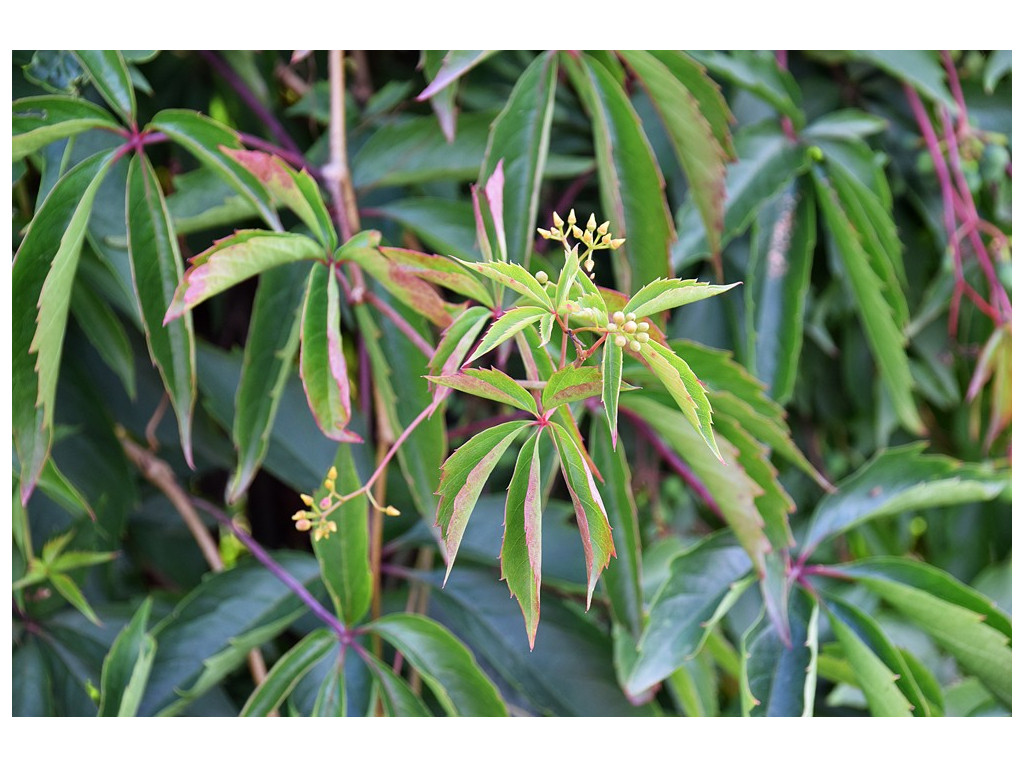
606,311,650,352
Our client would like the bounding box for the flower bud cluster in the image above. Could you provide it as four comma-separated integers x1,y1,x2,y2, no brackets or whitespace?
292,466,401,541
536,209,626,281
605,311,650,353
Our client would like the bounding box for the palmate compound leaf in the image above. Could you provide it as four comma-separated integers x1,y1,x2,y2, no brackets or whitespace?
436,420,533,584
13,149,119,502
549,422,615,611
500,432,544,648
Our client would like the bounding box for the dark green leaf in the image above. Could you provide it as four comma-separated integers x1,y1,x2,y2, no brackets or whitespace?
98,599,156,717
13,95,120,160
418,50,496,100
850,50,958,114
74,50,136,124
126,152,198,466
70,279,136,399
479,52,557,269
241,629,337,716
626,533,752,696
227,262,306,502
13,149,117,502
564,53,675,292
368,613,507,716
801,443,1007,555
983,51,1012,94
361,652,431,716
691,50,804,126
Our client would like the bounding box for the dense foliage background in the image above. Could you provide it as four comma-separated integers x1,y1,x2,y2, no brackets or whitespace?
12,49,1011,717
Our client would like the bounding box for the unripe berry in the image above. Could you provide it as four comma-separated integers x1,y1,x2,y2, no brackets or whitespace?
623,320,637,334
625,312,636,322
636,332,649,343
606,322,618,332
614,334,628,348
612,311,625,324
637,322,649,332
629,340,641,352
536,270,549,284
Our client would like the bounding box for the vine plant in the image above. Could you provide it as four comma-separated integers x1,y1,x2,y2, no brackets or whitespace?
12,50,1011,717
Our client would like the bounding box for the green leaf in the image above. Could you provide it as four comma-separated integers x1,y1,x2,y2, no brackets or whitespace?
742,588,818,716
812,166,923,435
983,51,1012,94
453,258,553,309
98,599,156,717
241,629,337,717
341,238,455,328
312,444,372,625
541,366,603,411
37,455,95,521
647,50,735,158
553,244,580,311
13,149,117,502
436,420,532,582
745,180,816,404
427,368,538,415
636,340,720,460
469,306,550,364
49,572,102,626
221,147,336,250
626,533,752,696
835,562,1012,706
352,112,492,189
150,109,280,229
361,653,431,717
691,50,804,127
378,246,492,306
13,95,120,160
227,262,306,502
850,50,958,114
825,156,908,326
418,50,496,100
824,598,915,717
590,421,644,640
673,122,807,267
564,53,675,292
369,613,507,716
550,421,615,609
140,553,323,716
500,432,544,648
479,52,558,268
166,230,323,320
299,262,358,442
621,395,771,573
73,50,136,124
126,153,198,466
805,109,889,141
801,443,1007,556
624,278,739,320
428,305,492,407
622,50,730,258
601,339,623,447
70,279,136,399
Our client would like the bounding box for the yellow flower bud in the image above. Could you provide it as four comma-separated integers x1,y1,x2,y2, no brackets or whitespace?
601,234,612,245
314,527,325,542
586,213,597,231
582,229,594,246
567,208,577,226
552,211,564,228
327,466,338,480
383,505,401,517
295,518,312,531
615,334,628,348
300,494,315,507
537,228,552,239
324,478,335,492
597,221,610,235
571,225,584,239
610,238,626,249
584,259,594,272
292,510,308,521
326,520,338,533
550,226,560,238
